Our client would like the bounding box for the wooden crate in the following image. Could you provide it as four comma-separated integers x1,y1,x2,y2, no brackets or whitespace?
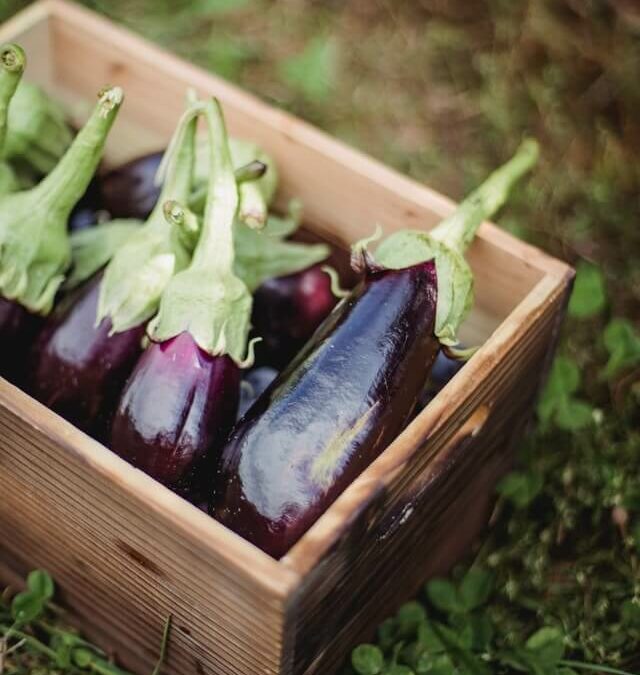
0,2,574,673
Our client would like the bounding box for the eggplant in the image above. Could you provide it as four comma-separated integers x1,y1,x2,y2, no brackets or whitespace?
238,366,279,419
0,44,26,196
27,102,199,435
252,263,338,369
418,349,466,409
111,97,255,497
100,150,163,220
27,274,145,437
68,175,106,232
111,333,240,497
0,296,39,384
0,85,123,383
210,139,540,558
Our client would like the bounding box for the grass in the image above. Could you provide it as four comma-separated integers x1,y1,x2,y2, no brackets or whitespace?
1,0,639,673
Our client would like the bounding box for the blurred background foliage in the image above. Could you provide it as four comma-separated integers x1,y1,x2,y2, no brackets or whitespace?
1,0,639,672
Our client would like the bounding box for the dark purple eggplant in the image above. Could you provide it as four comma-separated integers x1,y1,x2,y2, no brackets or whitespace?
100,150,163,220
252,263,338,369
0,86,123,391
68,175,105,232
418,348,466,408
238,366,278,419
213,261,439,557
0,296,40,384
111,98,255,497
27,274,145,437
210,139,540,558
111,332,240,497
26,104,199,436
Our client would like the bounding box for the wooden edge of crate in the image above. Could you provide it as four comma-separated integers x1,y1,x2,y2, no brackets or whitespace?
16,0,569,289
281,266,574,577
0,381,300,597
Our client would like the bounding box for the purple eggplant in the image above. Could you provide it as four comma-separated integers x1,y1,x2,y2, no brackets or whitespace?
100,151,163,220
27,274,145,437
111,98,255,498
68,175,106,232
238,366,279,419
26,104,199,435
111,332,240,497
0,296,39,384
418,348,466,408
0,85,123,386
252,263,338,369
213,260,439,557
210,139,540,558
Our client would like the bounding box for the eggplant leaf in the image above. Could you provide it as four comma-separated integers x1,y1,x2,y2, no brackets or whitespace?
66,219,142,289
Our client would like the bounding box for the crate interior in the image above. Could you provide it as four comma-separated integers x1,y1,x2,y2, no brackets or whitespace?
4,10,548,351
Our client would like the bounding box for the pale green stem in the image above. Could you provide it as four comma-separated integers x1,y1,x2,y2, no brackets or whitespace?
0,44,25,152
163,199,199,251
430,138,540,254
32,86,123,218
148,106,199,228
191,98,239,274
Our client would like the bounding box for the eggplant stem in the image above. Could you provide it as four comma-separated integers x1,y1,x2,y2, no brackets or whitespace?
321,265,349,299
238,336,261,369
235,160,267,183
430,138,540,253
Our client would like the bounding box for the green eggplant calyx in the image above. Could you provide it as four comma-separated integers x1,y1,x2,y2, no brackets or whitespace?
160,198,330,293
374,139,540,346
4,81,74,175
97,104,200,334
0,85,123,315
66,219,143,290
148,97,254,366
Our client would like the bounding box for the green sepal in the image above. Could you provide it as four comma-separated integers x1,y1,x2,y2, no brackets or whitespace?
0,86,123,314
234,221,330,291
375,230,473,345
66,219,142,290
4,81,73,175
261,199,302,238
159,199,329,292
148,97,254,366
148,265,253,364
194,136,278,229
0,161,18,196
97,106,199,333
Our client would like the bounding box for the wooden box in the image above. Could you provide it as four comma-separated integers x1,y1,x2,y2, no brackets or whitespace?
0,2,574,673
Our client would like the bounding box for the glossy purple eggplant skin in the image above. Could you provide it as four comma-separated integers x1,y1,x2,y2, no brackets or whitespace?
211,260,439,558
252,263,338,369
27,274,145,438
110,332,240,500
0,298,40,384
100,151,163,220
68,174,104,232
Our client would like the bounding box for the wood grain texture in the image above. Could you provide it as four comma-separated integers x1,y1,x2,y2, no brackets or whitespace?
0,3,574,674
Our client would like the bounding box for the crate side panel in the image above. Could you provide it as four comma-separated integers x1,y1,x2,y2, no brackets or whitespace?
0,402,286,675
286,278,570,675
